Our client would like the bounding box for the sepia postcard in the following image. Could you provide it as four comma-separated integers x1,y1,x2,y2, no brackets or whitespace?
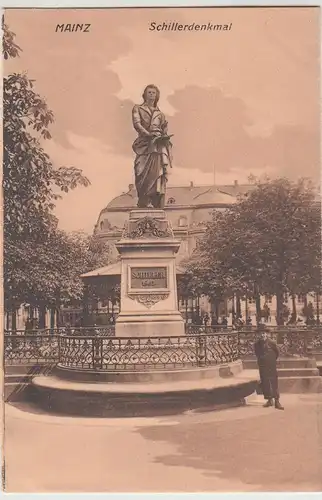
2,5,321,495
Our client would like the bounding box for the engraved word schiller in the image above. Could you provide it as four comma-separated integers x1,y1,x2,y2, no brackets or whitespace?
130,267,168,290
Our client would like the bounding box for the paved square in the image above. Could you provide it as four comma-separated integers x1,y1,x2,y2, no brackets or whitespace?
4,394,322,492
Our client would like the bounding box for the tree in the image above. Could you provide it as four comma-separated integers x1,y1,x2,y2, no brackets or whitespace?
5,229,111,327
186,177,320,325
3,20,90,241
3,20,92,317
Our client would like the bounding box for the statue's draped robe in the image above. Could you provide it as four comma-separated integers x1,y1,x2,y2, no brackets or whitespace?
132,104,172,208
254,338,280,399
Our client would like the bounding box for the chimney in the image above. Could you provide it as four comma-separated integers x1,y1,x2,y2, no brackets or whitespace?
234,180,238,187
128,183,134,192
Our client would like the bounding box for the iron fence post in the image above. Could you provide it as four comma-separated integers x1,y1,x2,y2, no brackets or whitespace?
304,330,313,359
237,331,240,359
58,335,61,363
93,331,101,369
197,334,206,367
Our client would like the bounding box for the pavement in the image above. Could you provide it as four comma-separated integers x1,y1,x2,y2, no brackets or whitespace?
3,393,322,493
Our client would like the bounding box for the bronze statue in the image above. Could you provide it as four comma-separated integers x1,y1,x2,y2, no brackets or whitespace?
132,85,173,209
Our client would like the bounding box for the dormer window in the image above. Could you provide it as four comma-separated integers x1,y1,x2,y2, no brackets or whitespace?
167,197,176,205
100,219,111,230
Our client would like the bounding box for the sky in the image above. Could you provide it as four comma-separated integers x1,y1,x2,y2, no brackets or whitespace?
5,7,320,233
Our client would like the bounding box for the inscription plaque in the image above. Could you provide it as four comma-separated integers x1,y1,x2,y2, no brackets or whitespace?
130,266,168,290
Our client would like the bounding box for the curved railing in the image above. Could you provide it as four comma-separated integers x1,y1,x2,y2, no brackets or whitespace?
58,333,240,371
4,334,59,365
4,328,322,368
237,330,322,357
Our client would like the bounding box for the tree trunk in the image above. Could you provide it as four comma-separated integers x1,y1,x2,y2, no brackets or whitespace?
302,294,309,322
236,294,241,318
82,284,90,327
231,294,235,320
215,300,219,319
291,295,296,317
255,294,261,324
38,303,46,329
11,308,17,332
276,289,284,326
316,292,320,325
6,311,10,330
50,308,56,329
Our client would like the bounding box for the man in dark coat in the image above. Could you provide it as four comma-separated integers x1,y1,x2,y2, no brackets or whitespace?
254,328,284,410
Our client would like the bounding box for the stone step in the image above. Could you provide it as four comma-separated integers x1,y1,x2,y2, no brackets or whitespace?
240,369,322,394
278,376,322,394
4,382,30,402
4,365,55,402
5,364,44,375
243,358,316,370
277,368,320,377
5,373,34,384
26,370,259,418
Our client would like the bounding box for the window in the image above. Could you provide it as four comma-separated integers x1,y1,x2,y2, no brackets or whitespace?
178,216,187,227
167,197,176,204
297,294,306,304
265,295,273,304
100,219,111,230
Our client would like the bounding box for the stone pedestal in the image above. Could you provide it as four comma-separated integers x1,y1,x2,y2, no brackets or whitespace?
115,209,185,337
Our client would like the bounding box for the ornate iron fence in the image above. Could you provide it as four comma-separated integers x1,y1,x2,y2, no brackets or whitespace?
237,331,310,358
58,333,240,370
4,326,116,337
4,328,322,369
5,325,321,337
185,324,322,335
4,335,59,365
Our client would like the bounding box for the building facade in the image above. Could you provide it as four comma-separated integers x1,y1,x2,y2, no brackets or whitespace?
92,181,320,325
94,181,248,261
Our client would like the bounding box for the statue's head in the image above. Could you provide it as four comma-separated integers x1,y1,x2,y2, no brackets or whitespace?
142,84,160,106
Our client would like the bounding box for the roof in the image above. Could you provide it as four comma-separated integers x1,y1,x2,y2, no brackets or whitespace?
103,184,253,211
81,261,186,279
81,261,122,278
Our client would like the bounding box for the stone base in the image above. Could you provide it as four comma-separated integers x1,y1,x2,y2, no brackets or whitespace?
26,366,258,418
4,363,52,402
115,208,185,338
116,311,185,337
54,360,243,383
